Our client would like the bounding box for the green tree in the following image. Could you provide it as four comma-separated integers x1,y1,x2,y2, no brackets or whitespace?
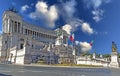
103,54,111,58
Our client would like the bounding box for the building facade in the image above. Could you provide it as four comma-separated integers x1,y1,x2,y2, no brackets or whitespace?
0,10,71,64
76,54,109,67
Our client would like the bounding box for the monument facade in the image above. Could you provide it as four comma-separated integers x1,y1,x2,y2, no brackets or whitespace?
0,9,70,64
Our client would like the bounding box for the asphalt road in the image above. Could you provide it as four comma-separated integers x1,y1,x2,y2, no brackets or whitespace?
0,64,120,76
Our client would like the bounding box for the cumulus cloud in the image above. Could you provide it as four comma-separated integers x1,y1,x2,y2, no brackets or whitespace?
58,0,77,22
83,0,111,22
63,0,76,18
29,1,58,28
62,20,94,35
81,23,94,34
59,0,80,34
62,24,72,34
28,0,94,34
75,41,92,52
80,41,92,52
57,0,94,35
21,5,29,12
75,41,80,45
92,9,104,22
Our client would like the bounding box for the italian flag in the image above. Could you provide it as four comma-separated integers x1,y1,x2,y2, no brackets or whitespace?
90,40,94,46
70,33,74,42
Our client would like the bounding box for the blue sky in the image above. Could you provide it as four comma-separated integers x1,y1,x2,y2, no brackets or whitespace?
0,0,120,54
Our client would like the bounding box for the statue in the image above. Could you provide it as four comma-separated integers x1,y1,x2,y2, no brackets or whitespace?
112,41,117,52
9,6,18,13
56,28,62,36
109,41,119,68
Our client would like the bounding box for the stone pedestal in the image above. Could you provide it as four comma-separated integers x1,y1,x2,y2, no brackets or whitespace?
109,52,119,68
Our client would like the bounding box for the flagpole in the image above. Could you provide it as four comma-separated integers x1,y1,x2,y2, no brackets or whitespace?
70,33,76,64
72,34,75,64
72,40,74,64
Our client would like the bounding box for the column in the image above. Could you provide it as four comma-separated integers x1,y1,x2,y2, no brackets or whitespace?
17,22,19,33
19,22,23,34
34,32,36,37
37,32,38,37
14,21,17,32
7,19,9,33
4,19,6,32
33,31,35,36
11,20,13,33
12,21,14,32
18,23,20,33
8,19,10,33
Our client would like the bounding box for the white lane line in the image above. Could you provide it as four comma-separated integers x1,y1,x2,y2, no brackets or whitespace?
18,71,25,72
20,69,44,73
31,71,43,72
0,70,11,72
81,75,85,76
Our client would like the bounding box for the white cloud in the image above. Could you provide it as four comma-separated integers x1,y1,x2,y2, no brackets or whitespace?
47,6,58,26
36,1,48,14
81,23,94,34
92,9,104,22
21,5,29,12
60,0,81,34
80,41,92,52
63,0,76,18
84,0,111,9
62,21,94,35
62,24,72,34
57,0,77,23
29,1,58,28
58,0,94,35
83,0,111,22
75,41,92,52
75,41,80,45
92,0,102,8
28,0,95,35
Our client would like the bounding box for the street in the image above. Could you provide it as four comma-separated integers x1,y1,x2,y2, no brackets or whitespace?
0,64,120,76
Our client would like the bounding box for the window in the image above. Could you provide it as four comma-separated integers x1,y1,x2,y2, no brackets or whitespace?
5,41,7,44
20,43,24,49
18,22,20,33
32,44,34,49
28,30,30,35
20,38,24,41
14,21,17,32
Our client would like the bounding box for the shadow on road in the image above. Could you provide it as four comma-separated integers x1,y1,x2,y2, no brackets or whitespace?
0,73,12,76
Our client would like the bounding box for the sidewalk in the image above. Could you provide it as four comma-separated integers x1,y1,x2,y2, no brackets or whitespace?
22,63,105,68
1,62,107,68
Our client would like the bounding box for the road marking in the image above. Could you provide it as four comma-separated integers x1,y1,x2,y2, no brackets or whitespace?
18,71,25,72
0,71,11,72
20,69,44,73
81,75,85,76
31,71,43,72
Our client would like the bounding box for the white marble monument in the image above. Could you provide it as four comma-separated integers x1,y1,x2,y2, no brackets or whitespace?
109,42,119,68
